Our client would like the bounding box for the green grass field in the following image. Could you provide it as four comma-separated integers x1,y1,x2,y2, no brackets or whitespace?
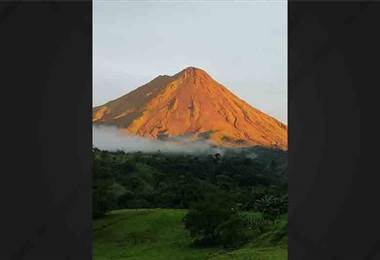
93,209,287,260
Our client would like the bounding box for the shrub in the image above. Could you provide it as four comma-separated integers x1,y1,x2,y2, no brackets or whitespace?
254,194,287,223
183,192,247,248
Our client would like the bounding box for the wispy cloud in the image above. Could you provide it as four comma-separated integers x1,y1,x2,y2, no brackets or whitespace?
93,126,223,154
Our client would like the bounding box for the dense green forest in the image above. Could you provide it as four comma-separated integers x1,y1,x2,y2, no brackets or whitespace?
93,147,287,251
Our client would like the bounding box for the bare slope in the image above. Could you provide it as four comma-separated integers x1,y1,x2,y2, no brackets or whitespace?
93,67,287,149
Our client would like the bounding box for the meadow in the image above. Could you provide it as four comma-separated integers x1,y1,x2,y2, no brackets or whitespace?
93,208,287,260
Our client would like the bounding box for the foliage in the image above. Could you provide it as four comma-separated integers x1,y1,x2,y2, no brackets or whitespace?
253,194,288,223
183,191,247,248
92,147,288,249
92,209,288,260
92,147,287,217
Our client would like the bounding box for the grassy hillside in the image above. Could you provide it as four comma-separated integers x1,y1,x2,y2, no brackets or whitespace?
93,209,287,260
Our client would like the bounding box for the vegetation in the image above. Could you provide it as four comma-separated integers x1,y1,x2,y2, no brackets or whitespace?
93,209,287,260
93,147,287,258
184,191,247,248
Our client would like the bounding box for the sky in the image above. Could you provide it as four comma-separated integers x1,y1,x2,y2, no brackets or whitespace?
93,1,287,123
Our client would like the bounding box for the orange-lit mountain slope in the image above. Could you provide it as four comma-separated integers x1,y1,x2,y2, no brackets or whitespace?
93,67,287,150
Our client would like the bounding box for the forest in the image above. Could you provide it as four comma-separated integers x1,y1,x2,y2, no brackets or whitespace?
93,146,287,251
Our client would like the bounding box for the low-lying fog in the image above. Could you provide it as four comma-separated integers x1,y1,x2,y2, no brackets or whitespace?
93,126,224,154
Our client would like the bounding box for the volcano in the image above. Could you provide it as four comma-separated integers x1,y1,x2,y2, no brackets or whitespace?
93,67,287,150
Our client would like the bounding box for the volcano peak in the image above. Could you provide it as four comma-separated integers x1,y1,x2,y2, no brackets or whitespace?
93,67,287,149
176,66,212,81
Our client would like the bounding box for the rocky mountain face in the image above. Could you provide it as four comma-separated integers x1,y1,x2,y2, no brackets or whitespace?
93,67,287,150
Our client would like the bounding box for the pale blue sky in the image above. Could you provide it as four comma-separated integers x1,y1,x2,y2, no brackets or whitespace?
94,1,287,123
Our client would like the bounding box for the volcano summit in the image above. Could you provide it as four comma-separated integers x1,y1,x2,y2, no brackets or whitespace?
93,67,287,150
